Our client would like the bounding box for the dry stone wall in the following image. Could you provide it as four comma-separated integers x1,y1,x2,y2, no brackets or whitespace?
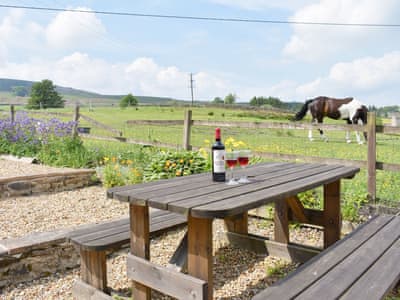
0,170,96,199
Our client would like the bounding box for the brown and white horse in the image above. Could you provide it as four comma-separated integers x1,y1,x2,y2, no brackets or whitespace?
293,96,368,144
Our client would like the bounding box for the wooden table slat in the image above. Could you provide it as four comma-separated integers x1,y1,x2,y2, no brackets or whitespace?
111,162,284,201
166,164,339,210
148,163,315,209
189,166,358,218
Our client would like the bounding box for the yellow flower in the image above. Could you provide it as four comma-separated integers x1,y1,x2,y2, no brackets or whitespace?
126,159,133,165
189,159,194,164
172,163,177,168
111,156,117,163
103,156,109,162
225,137,235,145
165,160,171,167
176,170,182,176
179,159,184,164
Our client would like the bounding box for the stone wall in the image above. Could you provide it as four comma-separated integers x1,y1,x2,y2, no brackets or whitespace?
0,170,97,199
0,241,79,288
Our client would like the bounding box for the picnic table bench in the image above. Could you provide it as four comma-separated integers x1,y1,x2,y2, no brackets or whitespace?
66,209,186,298
252,214,400,300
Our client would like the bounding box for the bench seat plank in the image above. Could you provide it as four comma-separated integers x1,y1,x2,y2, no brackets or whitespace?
252,214,396,300
296,215,400,299
67,210,186,251
341,238,400,300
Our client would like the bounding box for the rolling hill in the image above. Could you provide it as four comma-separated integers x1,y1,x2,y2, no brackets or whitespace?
0,78,184,106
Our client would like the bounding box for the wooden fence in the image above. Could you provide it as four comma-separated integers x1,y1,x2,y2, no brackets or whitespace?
127,110,400,201
6,105,400,200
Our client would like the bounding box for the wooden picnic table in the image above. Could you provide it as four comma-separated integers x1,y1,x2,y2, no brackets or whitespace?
107,162,360,300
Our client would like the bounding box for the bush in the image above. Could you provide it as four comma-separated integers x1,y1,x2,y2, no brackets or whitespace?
37,136,99,168
143,150,208,182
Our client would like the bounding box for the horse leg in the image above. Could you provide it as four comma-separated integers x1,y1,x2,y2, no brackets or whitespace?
308,128,314,141
355,119,365,145
317,119,328,142
346,119,352,143
319,128,328,142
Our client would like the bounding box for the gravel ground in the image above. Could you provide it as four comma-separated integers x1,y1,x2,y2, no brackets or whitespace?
1,159,397,299
0,158,78,179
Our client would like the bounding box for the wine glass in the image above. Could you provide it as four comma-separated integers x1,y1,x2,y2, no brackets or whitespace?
238,150,252,183
225,151,239,185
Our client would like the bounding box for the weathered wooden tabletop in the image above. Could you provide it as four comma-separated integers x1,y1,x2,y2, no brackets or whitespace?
107,162,360,218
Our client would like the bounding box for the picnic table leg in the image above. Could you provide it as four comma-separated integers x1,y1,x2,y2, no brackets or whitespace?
224,212,248,234
130,204,150,300
188,215,213,300
274,197,289,244
324,180,341,248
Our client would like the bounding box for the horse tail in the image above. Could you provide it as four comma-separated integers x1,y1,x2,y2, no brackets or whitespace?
293,99,314,121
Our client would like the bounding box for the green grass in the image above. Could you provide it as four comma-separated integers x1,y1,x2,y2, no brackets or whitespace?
3,105,399,206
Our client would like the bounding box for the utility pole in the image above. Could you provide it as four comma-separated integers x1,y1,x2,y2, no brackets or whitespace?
189,73,194,106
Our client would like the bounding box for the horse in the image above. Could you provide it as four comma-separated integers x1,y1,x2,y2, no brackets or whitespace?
293,96,368,144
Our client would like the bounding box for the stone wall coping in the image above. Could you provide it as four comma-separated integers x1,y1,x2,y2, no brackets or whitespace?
0,169,95,184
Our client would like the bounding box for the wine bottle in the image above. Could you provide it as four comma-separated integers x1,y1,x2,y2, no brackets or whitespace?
212,128,226,182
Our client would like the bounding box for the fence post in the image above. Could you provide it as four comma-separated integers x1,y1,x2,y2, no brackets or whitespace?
367,112,376,202
72,104,80,138
183,110,192,150
10,105,15,123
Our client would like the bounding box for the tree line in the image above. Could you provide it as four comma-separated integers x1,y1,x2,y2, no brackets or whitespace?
10,78,399,115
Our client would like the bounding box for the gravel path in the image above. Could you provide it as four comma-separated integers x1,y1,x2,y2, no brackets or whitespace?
2,158,387,299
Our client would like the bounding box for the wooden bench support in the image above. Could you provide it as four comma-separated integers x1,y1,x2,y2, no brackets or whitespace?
130,204,150,300
252,214,400,300
127,254,207,300
167,232,188,272
217,231,320,263
224,212,248,234
274,197,289,244
72,279,113,300
188,215,213,300
67,209,187,300
79,248,107,292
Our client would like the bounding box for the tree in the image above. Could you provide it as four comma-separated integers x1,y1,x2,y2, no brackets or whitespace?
120,93,138,108
27,79,64,109
224,93,236,104
249,96,284,108
212,97,224,104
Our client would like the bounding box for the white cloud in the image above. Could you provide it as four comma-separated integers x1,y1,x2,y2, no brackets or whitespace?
284,0,400,61
0,9,45,58
45,7,106,49
0,53,230,100
295,51,400,105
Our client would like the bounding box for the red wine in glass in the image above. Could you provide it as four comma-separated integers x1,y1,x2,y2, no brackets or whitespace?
226,159,238,168
225,151,239,185
238,156,249,167
238,150,252,183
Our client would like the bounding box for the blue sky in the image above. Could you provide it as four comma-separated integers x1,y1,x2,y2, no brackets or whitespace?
0,0,400,106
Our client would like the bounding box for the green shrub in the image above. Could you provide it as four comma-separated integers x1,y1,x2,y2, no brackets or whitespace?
37,136,100,168
143,150,208,182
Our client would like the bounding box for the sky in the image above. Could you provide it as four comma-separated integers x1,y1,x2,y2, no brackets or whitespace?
0,0,400,107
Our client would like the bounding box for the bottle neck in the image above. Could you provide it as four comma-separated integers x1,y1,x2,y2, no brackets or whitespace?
215,128,221,141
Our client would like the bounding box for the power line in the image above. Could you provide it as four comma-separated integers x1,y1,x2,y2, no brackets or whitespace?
1,4,400,28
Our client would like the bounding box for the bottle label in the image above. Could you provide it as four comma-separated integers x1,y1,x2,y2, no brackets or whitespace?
213,150,225,173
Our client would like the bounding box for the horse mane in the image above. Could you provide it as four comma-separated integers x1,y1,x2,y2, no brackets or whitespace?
293,99,315,121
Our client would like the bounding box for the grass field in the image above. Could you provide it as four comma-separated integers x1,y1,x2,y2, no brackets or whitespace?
3,105,400,207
